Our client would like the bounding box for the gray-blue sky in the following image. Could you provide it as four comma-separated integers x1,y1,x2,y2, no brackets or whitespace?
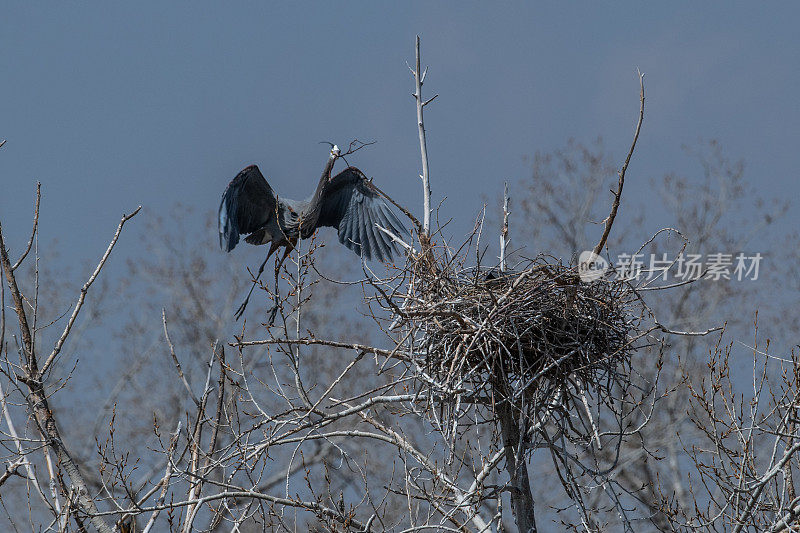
1,6,798,529
1,3,798,283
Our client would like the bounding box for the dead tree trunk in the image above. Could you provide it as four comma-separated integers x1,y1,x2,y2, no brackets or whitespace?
495,382,537,532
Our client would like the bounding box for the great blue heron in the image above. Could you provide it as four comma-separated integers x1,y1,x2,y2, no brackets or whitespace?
219,145,408,319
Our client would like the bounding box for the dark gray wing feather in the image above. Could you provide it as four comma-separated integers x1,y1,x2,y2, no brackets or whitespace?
218,165,277,252
371,204,400,261
317,167,409,262
375,210,395,260
357,200,371,260
363,208,381,261
366,207,390,262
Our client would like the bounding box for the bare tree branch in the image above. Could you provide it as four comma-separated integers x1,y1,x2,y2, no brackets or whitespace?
413,35,433,238
39,205,141,377
10,182,40,272
592,70,645,256
1,217,117,533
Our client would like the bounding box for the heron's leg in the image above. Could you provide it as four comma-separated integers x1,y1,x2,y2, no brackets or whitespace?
267,245,294,326
235,243,278,321
273,245,293,289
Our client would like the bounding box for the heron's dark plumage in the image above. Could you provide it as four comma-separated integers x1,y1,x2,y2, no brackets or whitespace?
219,165,276,253
218,161,408,263
316,167,408,262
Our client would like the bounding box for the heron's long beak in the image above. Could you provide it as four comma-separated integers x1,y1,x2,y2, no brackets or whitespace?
319,141,340,158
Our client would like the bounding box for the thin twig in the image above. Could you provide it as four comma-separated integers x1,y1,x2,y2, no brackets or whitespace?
39,206,142,377
141,421,183,533
500,182,509,272
592,70,645,256
162,308,201,407
11,182,41,271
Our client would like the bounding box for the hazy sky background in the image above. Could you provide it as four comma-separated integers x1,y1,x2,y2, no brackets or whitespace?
1,3,798,318
1,5,799,529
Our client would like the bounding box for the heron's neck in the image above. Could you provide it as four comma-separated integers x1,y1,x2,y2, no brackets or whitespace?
308,154,337,208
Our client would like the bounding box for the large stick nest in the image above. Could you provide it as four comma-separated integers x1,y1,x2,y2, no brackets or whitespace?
397,254,645,411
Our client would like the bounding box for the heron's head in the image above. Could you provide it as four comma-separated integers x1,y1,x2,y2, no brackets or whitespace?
328,145,340,182
319,141,340,159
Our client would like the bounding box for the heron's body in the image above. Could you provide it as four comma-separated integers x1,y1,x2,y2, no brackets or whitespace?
219,150,407,262
218,147,408,318
239,196,301,248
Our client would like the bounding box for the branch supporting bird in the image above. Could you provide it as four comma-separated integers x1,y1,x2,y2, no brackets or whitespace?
219,145,409,320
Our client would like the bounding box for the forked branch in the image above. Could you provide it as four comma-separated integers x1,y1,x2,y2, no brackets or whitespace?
412,35,435,238
0,194,141,533
592,70,645,256
39,205,142,377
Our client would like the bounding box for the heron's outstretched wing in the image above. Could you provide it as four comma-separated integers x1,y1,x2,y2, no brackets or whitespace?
218,165,277,252
317,167,409,262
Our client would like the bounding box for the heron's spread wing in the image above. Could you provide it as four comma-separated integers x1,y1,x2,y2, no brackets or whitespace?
218,165,277,252
317,167,409,262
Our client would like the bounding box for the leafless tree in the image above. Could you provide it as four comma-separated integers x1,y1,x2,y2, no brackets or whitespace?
2,39,795,533
506,103,795,532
